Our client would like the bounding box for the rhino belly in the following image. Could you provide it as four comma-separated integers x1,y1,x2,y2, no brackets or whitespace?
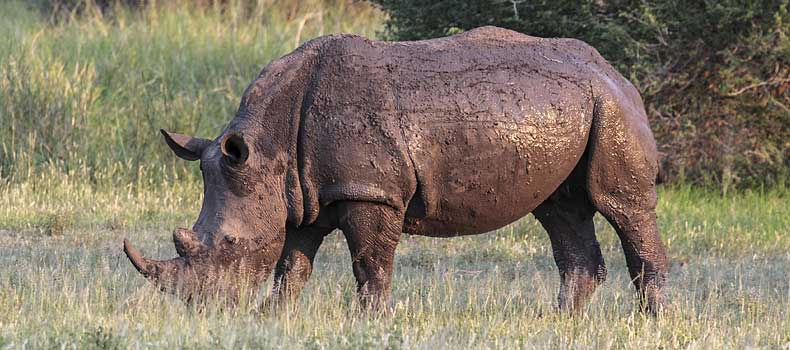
401,108,592,237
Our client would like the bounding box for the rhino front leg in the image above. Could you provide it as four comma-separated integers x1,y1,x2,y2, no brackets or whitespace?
336,201,403,311
269,226,333,307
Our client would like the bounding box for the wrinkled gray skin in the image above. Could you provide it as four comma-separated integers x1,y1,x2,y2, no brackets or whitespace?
124,26,668,313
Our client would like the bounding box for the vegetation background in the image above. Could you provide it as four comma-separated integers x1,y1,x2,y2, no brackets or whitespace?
0,0,788,348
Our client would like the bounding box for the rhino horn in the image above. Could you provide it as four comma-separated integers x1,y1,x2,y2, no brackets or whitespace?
172,228,207,257
123,239,179,281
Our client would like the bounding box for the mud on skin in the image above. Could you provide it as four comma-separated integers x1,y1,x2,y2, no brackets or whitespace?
124,26,668,314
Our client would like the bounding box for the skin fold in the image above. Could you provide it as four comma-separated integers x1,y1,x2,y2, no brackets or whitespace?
124,26,668,314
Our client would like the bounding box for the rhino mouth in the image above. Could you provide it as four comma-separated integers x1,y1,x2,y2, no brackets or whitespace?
123,228,282,301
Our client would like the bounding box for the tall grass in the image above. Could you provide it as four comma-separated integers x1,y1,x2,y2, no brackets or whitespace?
0,0,383,186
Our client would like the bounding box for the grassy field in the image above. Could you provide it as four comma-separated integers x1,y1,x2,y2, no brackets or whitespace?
1,179,790,349
1,1,789,349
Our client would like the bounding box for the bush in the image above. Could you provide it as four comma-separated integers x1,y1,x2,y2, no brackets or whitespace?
371,0,790,188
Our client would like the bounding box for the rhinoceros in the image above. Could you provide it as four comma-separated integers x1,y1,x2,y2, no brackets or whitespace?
123,26,668,313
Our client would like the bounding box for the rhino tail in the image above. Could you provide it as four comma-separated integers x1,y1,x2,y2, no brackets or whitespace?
655,151,667,185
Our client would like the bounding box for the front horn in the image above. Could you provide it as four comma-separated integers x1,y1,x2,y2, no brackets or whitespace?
123,239,181,282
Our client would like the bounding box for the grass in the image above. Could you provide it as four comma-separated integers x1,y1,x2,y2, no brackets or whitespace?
1,177,789,349
0,0,382,184
1,1,789,349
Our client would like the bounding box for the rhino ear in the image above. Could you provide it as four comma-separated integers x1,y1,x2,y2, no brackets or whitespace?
161,129,211,161
220,132,249,165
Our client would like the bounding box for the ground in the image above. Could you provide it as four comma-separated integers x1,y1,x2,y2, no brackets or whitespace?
0,181,788,349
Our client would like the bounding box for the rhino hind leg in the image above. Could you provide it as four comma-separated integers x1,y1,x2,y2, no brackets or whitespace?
586,94,669,314
336,201,403,312
534,164,606,312
268,226,334,308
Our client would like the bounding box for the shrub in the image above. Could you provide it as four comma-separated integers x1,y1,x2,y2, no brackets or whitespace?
371,0,790,188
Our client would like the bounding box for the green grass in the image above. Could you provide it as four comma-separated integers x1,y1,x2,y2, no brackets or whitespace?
0,0,382,184
1,1,789,349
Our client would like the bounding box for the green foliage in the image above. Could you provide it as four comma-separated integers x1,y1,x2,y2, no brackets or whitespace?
371,0,790,188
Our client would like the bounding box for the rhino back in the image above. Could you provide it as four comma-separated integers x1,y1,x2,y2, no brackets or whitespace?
300,27,610,235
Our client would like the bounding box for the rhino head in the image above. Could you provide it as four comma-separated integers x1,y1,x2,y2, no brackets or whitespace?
123,127,290,303
122,44,316,303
